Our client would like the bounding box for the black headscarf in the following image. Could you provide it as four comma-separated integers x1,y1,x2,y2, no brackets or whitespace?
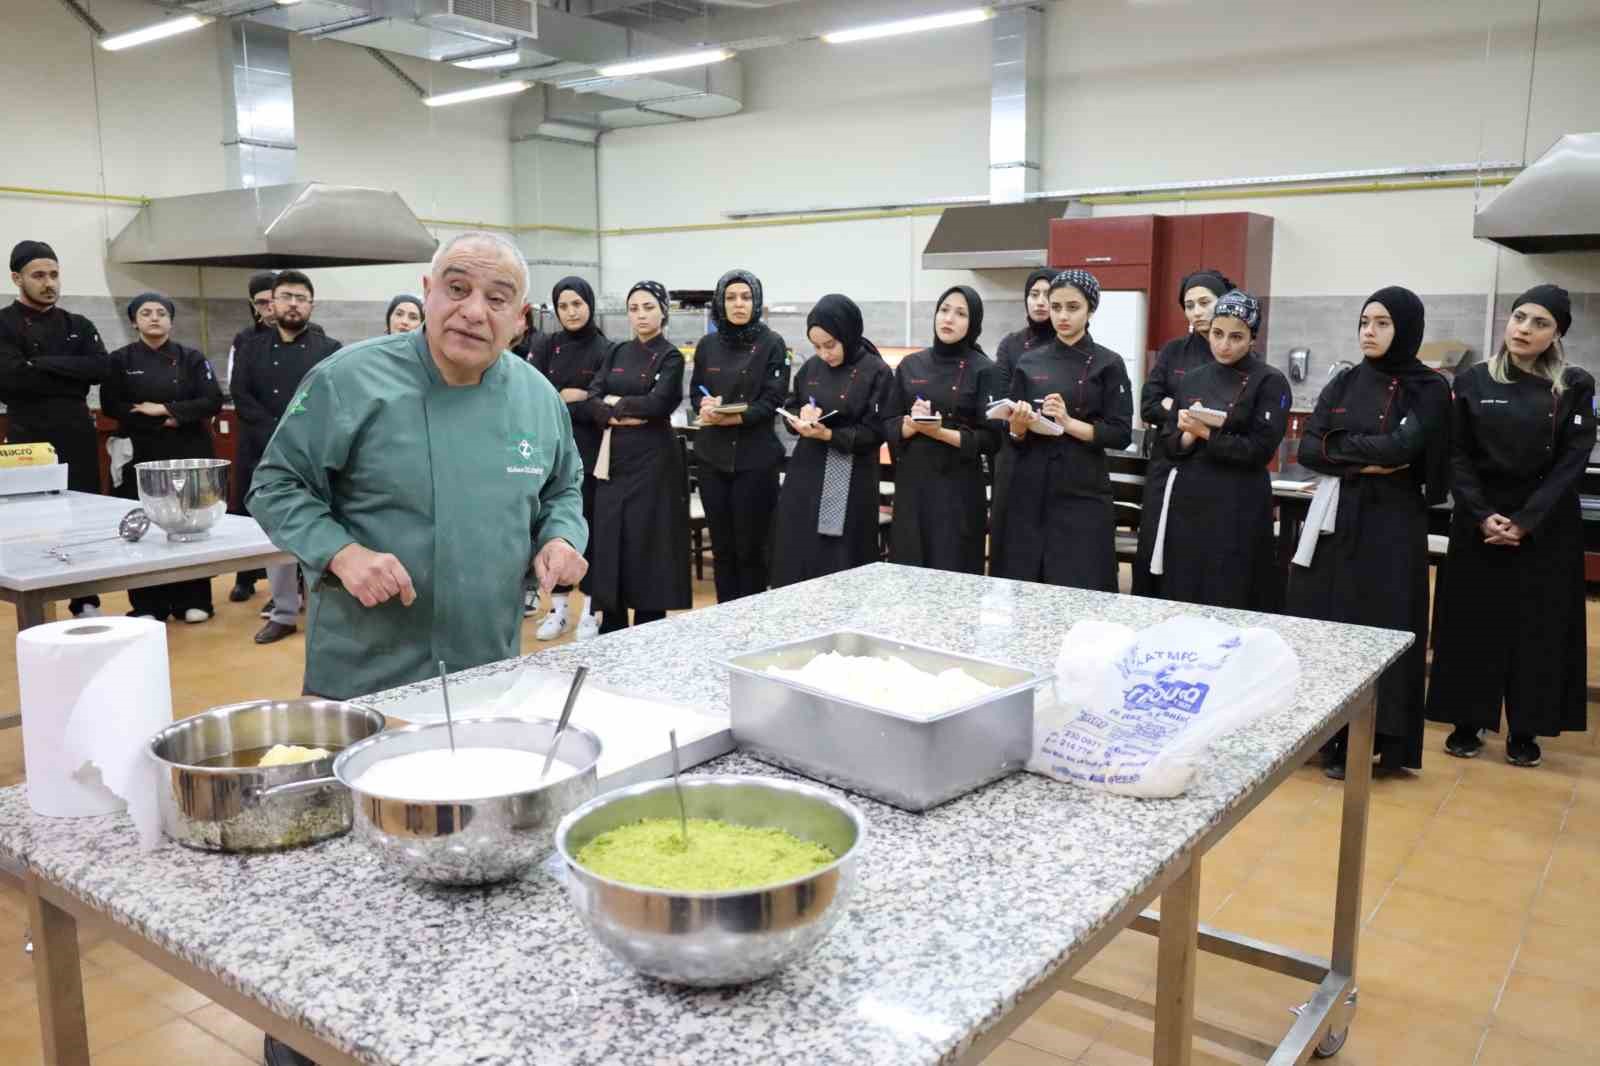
9,240,56,273
933,285,984,357
1024,268,1056,340
711,269,768,347
627,280,670,326
385,293,423,332
126,292,175,322
1178,269,1233,306
1360,286,1427,374
1357,285,1452,506
551,276,600,341
1512,283,1572,337
806,294,872,366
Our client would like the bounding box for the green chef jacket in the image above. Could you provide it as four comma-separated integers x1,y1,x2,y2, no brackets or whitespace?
248,328,588,699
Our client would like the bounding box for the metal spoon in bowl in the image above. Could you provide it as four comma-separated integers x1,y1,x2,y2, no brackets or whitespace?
540,666,588,782
437,659,457,754
669,728,688,848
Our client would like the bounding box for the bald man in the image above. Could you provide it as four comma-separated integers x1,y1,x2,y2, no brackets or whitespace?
248,232,588,699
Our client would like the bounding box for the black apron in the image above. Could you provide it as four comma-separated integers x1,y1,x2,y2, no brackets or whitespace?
583,336,691,613
1154,353,1291,610
1287,361,1451,768
1426,362,1595,737
770,347,894,588
995,333,1133,591
989,325,1053,577
1133,333,1214,596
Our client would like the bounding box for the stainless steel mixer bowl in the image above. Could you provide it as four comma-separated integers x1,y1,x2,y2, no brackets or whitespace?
135,458,230,541
555,775,866,987
147,698,387,852
332,717,603,886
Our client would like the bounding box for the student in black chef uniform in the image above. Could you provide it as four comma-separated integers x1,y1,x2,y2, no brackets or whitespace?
384,293,423,335
583,280,690,634
995,269,1133,591
770,294,894,588
1133,269,1233,596
690,269,789,602
0,240,108,616
1428,285,1594,768
988,268,1056,576
1148,289,1291,610
226,272,279,604
230,271,342,644
527,276,607,639
101,293,224,622
884,285,1003,574
1290,286,1452,778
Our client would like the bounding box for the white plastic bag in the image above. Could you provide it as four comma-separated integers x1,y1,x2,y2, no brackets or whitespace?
1028,615,1301,798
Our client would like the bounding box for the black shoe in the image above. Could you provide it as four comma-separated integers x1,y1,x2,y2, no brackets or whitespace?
254,621,298,645
229,582,255,602
263,1035,318,1066
1444,726,1484,759
1506,735,1542,767
259,599,276,620
1323,756,1346,780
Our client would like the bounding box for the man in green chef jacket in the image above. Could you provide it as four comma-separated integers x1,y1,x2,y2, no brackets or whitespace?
249,231,589,701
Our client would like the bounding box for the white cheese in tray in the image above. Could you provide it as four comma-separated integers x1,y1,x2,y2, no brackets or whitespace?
765,652,998,720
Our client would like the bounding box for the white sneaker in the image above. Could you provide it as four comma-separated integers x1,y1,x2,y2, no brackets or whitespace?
575,613,600,641
73,605,102,618
536,610,570,641
182,608,211,624
523,589,537,617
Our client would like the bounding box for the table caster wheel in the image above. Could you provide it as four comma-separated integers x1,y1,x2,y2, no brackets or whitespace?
1313,1027,1348,1058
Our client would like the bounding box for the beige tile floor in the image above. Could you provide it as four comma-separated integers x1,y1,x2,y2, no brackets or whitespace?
1,576,1598,1065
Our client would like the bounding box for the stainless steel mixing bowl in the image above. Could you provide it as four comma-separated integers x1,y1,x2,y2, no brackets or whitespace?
148,698,387,852
555,775,866,986
332,716,602,886
135,458,230,541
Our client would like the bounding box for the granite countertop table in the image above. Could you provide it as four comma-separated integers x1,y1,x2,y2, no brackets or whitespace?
0,564,1410,1066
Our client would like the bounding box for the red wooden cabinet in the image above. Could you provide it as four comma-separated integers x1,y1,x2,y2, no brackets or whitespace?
1049,211,1275,368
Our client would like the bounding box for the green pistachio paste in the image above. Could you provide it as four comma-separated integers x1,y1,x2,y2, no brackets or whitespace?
576,818,836,891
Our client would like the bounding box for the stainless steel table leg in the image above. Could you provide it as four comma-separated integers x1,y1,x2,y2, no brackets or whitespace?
1154,852,1201,1066
26,874,90,1066
1328,687,1375,1022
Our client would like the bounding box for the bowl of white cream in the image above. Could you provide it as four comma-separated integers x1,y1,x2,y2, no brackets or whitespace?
331,716,603,885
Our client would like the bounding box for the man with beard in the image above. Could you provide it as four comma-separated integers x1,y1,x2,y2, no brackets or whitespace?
227,271,279,603
230,270,341,644
0,240,109,616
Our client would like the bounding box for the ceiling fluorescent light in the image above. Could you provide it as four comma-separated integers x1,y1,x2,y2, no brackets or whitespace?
597,48,732,79
422,80,531,107
453,50,522,69
822,8,993,44
99,14,214,51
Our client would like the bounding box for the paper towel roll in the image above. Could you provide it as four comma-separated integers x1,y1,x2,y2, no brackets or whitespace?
18,616,171,846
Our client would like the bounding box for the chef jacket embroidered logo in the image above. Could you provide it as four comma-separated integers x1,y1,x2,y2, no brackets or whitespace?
506,437,546,477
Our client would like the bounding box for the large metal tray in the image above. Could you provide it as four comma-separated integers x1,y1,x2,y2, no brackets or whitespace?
721,630,1050,812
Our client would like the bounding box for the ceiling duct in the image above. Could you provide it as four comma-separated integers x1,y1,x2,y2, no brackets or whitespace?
1474,132,1600,254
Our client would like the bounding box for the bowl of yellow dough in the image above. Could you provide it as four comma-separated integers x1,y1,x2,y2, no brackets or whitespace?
555,775,866,986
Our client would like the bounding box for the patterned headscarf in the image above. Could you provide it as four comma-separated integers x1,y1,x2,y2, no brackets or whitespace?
1049,269,1101,312
626,280,670,325
711,268,766,346
1211,289,1262,336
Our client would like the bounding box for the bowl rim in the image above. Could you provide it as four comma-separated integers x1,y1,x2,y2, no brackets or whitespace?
145,697,386,773
331,715,604,804
555,773,868,900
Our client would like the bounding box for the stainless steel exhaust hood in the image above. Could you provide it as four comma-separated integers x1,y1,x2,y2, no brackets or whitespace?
922,199,1083,270
109,182,439,269
1474,132,1600,254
